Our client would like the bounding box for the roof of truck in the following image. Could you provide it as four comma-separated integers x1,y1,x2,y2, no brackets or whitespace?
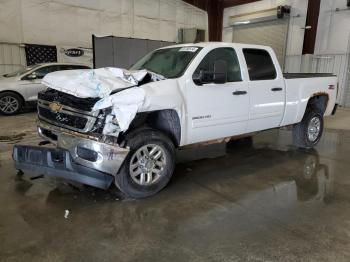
161,42,272,50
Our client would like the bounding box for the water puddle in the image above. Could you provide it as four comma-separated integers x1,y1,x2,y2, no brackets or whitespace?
0,132,27,143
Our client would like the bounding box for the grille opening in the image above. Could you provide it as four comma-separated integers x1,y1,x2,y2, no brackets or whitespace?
41,128,58,141
77,147,98,162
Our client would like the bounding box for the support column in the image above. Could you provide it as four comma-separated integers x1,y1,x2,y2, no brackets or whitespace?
302,0,321,54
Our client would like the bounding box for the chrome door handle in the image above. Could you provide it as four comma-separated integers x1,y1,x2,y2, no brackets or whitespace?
233,91,247,95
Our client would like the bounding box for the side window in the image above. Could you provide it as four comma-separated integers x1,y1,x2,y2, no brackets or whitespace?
194,47,242,83
243,49,277,81
60,65,90,70
33,65,61,79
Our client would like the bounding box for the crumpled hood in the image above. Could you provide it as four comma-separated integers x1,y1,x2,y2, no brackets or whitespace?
42,67,164,99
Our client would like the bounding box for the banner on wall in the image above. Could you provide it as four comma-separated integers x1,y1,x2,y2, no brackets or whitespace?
57,46,93,66
25,44,57,66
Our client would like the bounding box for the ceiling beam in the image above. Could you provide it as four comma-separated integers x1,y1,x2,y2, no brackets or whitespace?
208,0,224,41
222,0,261,9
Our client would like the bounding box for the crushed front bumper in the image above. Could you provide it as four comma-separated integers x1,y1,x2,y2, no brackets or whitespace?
12,120,129,189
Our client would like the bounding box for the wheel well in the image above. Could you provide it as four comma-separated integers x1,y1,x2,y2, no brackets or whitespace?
0,90,25,104
307,95,328,114
121,109,181,147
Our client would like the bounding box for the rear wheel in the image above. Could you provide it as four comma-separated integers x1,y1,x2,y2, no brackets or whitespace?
293,108,323,149
0,92,23,115
115,129,175,198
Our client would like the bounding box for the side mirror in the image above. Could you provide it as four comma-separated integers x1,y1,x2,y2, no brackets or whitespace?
212,60,227,84
26,73,37,80
192,60,228,85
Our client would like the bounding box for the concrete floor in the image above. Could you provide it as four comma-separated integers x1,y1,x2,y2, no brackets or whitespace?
1,109,350,261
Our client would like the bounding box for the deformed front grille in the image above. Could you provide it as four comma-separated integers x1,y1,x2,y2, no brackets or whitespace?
38,107,88,130
37,99,98,133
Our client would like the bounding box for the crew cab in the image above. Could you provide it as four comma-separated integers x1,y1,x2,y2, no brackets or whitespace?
0,63,91,115
12,43,338,198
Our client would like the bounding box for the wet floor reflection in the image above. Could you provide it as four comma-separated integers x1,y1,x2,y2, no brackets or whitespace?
1,129,348,261
11,131,335,215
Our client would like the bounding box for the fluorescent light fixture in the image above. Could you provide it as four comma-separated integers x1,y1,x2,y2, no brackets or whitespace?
233,20,251,25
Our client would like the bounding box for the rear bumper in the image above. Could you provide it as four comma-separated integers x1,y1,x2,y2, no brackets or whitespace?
12,120,129,189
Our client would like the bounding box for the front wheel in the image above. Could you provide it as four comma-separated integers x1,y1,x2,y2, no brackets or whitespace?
293,108,324,149
115,129,175,198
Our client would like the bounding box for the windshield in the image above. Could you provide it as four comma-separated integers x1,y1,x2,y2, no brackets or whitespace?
3,65,40,77
130,46,202,78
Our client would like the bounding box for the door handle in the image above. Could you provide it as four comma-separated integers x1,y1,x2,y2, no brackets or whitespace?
232,91,247,95
271,87,283,92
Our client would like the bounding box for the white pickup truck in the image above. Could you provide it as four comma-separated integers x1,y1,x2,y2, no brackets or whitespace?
13,42,338,198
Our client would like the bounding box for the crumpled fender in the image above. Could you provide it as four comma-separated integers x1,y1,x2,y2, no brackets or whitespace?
94,78,185,137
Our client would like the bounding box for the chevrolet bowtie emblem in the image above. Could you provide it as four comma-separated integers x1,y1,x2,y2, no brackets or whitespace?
48,102,62,113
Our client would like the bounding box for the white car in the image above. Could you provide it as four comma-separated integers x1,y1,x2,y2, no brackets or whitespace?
0,63,90,115
13,42,338,198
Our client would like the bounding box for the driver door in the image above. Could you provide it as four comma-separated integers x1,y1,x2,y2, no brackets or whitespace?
185,47,249,144
20,65,61,101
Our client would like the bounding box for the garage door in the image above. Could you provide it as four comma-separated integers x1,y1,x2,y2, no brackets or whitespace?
232,19,289,69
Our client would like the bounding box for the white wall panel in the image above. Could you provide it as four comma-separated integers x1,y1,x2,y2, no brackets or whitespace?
0,0,208,47
0,43,26,75
0,0,22,43
133,16,160,40
160,0,177,21
21,0,51,44
160,21,177,42
135,0,160,19
315,0,350,55
76,8,100,46
49,2,79,46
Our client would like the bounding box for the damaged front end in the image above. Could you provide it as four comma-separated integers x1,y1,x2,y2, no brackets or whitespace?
13,106,130,189
12,68,163,189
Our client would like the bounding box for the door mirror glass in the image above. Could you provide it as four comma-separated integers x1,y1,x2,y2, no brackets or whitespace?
193,60,228,85
212,60,227,84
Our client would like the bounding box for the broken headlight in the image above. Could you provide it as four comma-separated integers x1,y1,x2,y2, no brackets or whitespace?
91,108,111,133
92,107,121,136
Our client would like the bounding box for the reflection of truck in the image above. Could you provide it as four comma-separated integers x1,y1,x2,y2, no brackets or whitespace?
13,43,338,198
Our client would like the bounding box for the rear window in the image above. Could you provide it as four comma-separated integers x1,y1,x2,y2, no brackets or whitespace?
243,49,277,81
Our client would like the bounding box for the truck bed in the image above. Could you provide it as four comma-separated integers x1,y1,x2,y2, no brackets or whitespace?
283,73,335,79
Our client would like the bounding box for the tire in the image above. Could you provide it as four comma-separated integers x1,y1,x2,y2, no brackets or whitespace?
293,108,324,149
115,129,175,198
0,92,23,115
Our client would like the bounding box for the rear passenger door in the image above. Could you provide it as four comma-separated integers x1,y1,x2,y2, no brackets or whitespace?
243,48,285,132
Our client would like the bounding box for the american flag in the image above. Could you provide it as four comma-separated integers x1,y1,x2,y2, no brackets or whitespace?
25,44,57,66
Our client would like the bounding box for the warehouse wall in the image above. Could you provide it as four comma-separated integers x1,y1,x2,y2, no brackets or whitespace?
222,0,350,106
0,0,208,47
222,0,308,58
314,0,350,106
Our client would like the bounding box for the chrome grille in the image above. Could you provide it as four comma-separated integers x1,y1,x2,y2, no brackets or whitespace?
38,99,98,133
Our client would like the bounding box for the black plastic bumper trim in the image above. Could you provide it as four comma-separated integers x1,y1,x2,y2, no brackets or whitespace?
13,145,113,190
